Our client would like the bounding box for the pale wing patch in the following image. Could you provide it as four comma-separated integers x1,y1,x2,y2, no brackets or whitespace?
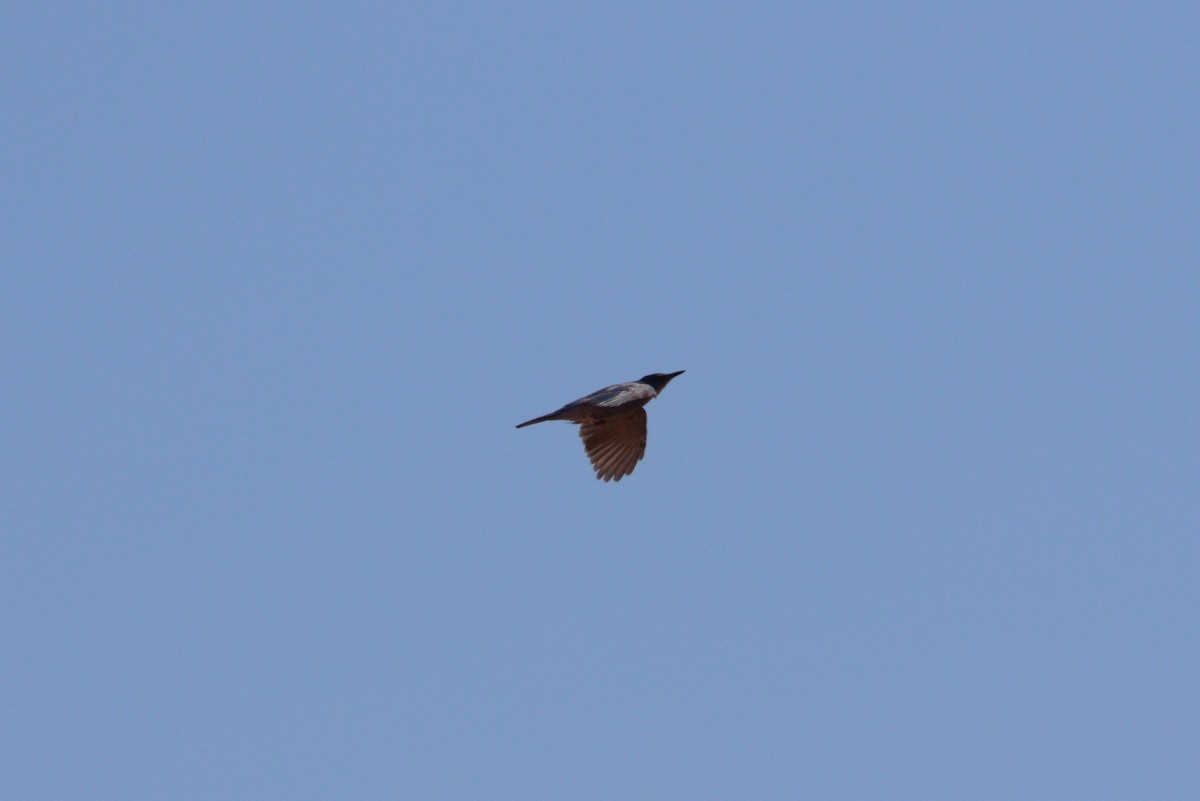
580,383,655,409
578,410,648,482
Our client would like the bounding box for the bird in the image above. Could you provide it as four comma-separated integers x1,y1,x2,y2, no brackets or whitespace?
516,371,685,481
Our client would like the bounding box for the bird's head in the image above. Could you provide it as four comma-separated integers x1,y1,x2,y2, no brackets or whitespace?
640,370,685,392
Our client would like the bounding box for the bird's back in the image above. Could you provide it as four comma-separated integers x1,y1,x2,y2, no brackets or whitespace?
574,381,656,409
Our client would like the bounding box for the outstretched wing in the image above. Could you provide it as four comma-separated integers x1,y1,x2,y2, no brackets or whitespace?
578,409,648,482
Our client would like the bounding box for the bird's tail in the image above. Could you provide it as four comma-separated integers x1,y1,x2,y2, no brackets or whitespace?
515,411,561,428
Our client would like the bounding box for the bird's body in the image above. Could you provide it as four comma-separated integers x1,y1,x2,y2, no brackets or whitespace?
516,371,684,481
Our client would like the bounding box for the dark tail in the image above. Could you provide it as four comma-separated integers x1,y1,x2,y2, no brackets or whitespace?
516,412,557,428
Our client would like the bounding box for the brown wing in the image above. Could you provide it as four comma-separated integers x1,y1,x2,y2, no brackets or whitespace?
578,409,648,482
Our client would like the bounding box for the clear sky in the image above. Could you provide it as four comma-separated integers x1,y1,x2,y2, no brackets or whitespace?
4,3,1197,799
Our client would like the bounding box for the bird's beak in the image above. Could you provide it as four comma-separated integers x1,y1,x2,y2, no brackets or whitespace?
667,370,685,380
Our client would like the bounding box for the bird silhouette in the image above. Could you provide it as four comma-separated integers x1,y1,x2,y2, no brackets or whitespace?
516,371,685,481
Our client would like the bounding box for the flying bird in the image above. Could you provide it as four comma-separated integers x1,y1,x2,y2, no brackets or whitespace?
516,371,685,481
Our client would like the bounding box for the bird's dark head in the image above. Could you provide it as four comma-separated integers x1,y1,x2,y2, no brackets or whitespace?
640,370,685,392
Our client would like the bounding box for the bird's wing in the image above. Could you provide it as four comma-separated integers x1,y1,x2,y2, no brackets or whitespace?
577,382,655,408
578,409,647,482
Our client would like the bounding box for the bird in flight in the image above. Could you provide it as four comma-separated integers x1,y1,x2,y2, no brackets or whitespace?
516,371,685,481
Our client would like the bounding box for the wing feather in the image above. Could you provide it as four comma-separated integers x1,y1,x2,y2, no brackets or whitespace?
578,410,648,482
577,382,656,408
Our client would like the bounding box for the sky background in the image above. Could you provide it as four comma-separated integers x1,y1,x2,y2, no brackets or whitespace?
3,3,1197,799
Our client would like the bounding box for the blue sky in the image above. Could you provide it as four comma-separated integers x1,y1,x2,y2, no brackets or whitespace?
4,3,1197,799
